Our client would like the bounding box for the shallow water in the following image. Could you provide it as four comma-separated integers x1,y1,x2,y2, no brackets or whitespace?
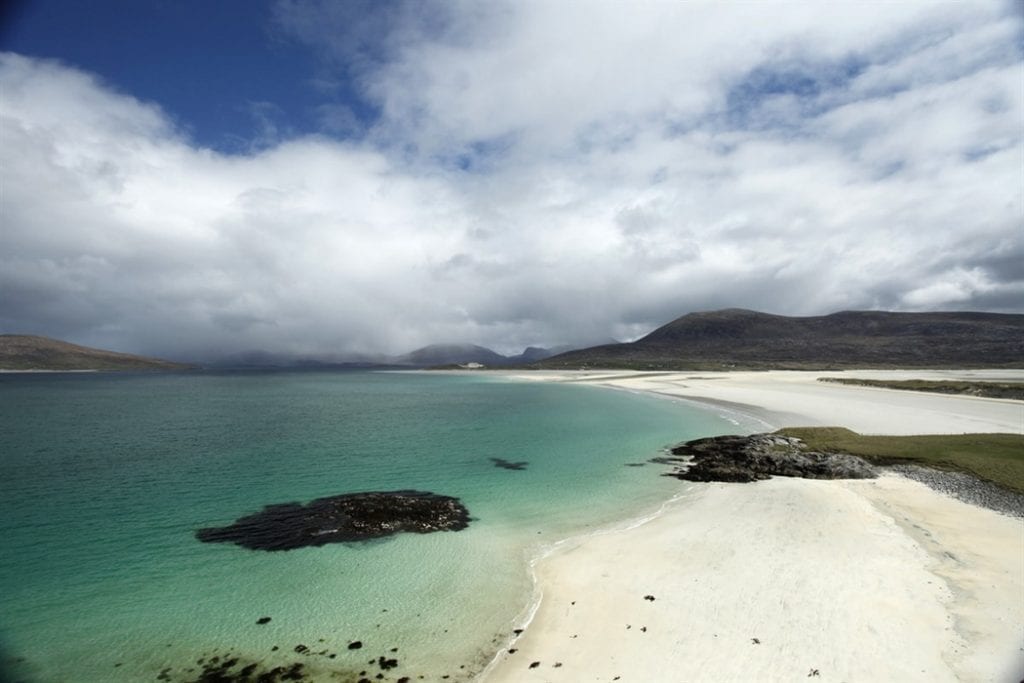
0,370,742,682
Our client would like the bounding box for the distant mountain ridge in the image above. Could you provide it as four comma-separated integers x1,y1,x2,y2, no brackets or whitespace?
0,335,192,371
396,343,571,367
203,343,568,369
10,309,1018,372
537,309,1024,370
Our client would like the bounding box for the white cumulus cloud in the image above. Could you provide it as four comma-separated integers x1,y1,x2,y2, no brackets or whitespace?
2,1,1022,359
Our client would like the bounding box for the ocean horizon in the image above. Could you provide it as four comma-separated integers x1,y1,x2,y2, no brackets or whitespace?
0,369,748,682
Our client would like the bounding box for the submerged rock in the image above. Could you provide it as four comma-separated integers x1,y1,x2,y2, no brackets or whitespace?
666,434,877,483
196,490,472,551
490,458,528,470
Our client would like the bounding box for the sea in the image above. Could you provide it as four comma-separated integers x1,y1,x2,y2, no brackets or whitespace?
0,370,749,683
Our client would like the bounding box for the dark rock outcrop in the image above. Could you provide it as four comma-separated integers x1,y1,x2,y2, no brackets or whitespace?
196,490,471,551
664,433,877,483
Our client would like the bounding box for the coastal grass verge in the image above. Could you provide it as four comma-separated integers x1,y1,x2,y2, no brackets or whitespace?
776,427,1024,494
818,377,1024,401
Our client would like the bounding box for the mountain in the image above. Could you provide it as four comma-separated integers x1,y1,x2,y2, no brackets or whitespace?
398,343,510,367
397,344,570,367
0,335,192,371
505,345,575,364
536,309,1024,370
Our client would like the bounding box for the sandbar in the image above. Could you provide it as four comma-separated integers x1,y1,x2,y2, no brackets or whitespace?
481,370,1024,682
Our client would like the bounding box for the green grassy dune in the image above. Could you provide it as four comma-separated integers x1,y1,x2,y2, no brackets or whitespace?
776,427,1024,495
818,377,1024,400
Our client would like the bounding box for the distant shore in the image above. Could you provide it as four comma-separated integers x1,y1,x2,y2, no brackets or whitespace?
0,368,100,373
480,369,1024,683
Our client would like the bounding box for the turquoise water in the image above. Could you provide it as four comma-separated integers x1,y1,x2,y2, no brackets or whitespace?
0,371,740,682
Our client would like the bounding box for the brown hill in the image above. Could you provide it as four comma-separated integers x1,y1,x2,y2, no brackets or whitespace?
537,309,1024,370
0,335,191,371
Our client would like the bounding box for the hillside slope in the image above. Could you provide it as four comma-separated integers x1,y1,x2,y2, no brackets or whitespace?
537,309,1024,370
0,335,192,371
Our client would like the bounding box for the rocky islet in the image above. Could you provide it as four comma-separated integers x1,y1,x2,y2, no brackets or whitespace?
196,490,472,551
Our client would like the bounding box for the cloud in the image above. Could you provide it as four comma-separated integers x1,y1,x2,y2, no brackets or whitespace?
1,2,1022,359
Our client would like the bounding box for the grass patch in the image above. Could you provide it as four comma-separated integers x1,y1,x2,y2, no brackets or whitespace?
776,427,1024,494
818,377,1024,400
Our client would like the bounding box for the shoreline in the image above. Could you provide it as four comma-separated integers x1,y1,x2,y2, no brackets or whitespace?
479,369,1024,683
492,368,1024,435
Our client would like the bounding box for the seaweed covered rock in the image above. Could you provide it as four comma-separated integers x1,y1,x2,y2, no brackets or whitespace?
665,434,877,483
196,490,471,551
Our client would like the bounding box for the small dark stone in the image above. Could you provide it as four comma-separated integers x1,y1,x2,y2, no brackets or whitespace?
513,629,523,636
529,661,541,669
294,644,308,654
554,662,562,667
643,595,655,601
259,666,286,682
508,648,517,654
348,641,363,650
256,616,272,625
281,662,305,681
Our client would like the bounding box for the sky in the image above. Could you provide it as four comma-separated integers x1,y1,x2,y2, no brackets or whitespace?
1,0,1022,361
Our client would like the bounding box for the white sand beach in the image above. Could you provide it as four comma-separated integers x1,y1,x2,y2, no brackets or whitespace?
482,370,1024,683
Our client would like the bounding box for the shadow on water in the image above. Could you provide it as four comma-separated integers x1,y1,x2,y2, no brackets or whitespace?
0,637,34,683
